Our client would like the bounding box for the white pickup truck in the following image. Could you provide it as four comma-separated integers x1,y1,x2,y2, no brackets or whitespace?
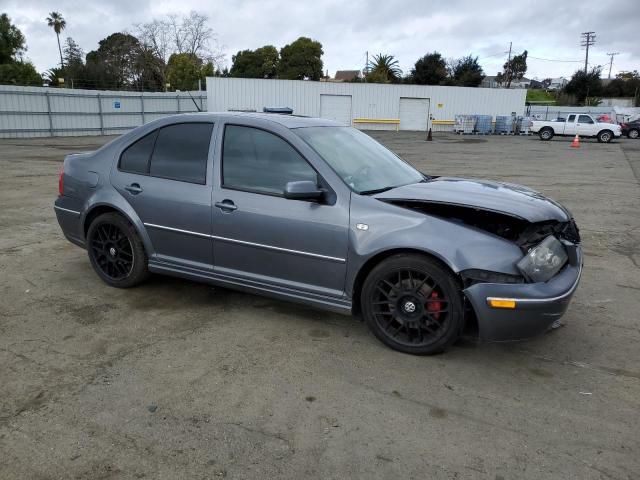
531,114,622,143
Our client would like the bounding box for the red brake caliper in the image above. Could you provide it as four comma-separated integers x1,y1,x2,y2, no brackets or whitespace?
427,291,442,320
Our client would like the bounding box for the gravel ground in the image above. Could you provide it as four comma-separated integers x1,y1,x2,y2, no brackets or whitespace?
1,131,639,479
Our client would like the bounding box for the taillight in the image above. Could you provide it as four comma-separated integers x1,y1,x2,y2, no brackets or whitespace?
58,165,64,196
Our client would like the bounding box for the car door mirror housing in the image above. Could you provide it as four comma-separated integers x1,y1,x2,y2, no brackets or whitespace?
283,181,324,201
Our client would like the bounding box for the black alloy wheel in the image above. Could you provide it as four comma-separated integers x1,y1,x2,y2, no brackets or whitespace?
362,254,463,355
87,212,149,288
90,222,134,280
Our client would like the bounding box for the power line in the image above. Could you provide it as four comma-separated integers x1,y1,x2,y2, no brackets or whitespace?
580,31,596,73
478,51,508,60
527,55,583,63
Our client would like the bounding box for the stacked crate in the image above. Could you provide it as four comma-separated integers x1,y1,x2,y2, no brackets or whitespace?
475,115,493,134
516,116,533,135
460,115,477,134
495,115,513,134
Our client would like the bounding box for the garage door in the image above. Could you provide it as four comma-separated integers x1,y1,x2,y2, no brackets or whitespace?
320,95,352,126
399,97,430,131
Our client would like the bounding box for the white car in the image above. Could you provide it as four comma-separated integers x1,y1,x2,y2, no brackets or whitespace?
531,114,622,143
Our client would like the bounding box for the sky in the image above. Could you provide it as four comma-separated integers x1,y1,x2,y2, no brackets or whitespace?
3,0,640,81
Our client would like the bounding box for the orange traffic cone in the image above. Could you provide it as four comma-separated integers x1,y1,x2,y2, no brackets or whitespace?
570,134,580,148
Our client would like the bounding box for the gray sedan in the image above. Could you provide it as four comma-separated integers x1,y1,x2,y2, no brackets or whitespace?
54,113,582,355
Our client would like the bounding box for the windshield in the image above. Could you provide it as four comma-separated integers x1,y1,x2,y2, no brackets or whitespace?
295,126,424,194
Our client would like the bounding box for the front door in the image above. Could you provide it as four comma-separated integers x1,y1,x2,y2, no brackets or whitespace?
576,114,597,137
211,123,349,299
110,122,215,270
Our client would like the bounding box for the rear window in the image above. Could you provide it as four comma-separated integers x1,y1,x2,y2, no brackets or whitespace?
149,123,213,184
119,131,157,174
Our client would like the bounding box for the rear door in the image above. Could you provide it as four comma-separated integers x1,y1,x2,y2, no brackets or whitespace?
211,122,349,298
110,122,215,270
563,114,577,135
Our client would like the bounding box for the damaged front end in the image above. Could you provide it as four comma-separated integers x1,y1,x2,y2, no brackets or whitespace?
380,199,580,285
379,197,583,341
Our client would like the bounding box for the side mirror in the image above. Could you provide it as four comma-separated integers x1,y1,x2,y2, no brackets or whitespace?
283,181,323,201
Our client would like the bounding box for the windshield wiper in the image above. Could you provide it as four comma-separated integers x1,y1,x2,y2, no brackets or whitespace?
359,186,396,195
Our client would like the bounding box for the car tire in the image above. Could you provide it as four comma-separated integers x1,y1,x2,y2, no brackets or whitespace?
597,130,613,143
86,212,149,288
539,128,554,141
361,253,464,355
628,129,639,139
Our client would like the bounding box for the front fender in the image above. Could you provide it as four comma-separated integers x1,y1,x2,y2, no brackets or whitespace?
346,194,523,295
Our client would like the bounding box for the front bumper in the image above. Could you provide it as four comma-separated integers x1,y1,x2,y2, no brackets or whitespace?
463,246,583,341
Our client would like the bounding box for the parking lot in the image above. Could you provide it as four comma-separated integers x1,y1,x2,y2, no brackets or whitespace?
1,132,639,479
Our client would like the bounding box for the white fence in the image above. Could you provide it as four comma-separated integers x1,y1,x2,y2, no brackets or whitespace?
527,105,616,121
0,85,207,138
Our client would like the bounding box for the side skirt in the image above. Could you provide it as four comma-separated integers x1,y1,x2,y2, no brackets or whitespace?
148,260,353,315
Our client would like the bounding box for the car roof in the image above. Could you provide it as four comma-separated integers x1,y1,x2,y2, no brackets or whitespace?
175,111,343,129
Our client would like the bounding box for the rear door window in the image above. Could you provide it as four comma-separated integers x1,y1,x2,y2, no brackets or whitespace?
119,131,157,174
149,123,213,184
567,114,576,123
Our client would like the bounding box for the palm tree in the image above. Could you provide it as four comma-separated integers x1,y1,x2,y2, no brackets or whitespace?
46,12,66,69
367,54,402,83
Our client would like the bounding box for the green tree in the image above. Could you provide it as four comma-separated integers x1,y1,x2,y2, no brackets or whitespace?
497,50,528,88
564,67,603,104
0,61,41,85
61,37,85,87
366,53,402,83
46,12,66,69
200,60,214,88
278,37,323,80
44,66,65,86
0,13,27,64
134,45,164,91
85,33,142,88
603,71,640,102
166,52,202,90
230,45,278,78
411,52,447,85
449,55,485,87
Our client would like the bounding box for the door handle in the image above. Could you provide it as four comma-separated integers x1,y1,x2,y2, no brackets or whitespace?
125,183,143,195
215,200,238,212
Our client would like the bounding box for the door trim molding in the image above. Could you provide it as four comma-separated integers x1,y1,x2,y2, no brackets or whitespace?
144,222,211,239
211,235,346,263
144,222,346,263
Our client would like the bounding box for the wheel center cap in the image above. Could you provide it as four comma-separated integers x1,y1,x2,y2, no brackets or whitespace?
403,301,416,313
109,247,117,257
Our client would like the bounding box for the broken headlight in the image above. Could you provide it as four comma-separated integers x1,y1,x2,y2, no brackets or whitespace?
516,235,568,283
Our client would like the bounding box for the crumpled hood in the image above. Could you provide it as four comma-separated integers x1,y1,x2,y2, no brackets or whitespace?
374,177,570,223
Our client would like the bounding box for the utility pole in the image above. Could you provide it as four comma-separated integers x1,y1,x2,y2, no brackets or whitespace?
581,32,596,73
506,41,512,87
606,52,619,79
365,51,369,82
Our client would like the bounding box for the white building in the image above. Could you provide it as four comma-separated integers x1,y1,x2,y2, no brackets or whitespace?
548,77,569,91
206,77,526,131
